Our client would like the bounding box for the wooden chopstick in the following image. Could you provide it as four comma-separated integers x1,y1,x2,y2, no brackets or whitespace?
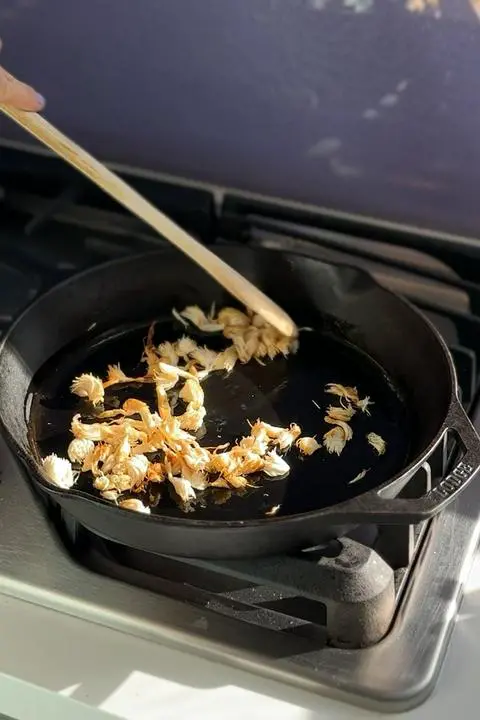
0,105,298,338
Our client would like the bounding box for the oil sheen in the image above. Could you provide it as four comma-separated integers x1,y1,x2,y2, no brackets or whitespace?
29,319,410,521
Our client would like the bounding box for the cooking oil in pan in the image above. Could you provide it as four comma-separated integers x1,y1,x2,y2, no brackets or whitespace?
29,318,410,521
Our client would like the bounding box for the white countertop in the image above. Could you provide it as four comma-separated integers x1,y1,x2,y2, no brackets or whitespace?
1,548,480,720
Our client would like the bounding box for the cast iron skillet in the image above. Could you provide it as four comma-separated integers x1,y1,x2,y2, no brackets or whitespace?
0,246,478,559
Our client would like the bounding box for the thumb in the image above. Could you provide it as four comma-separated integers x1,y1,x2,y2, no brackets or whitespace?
0,66,45,111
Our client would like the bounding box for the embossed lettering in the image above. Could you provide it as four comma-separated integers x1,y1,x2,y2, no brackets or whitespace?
451,461,474,479
435,462,474,499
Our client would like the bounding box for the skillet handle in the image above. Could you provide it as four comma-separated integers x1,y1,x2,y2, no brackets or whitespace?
347,400,480,523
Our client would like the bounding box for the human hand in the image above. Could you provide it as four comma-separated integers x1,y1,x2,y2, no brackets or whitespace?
0,42,44,111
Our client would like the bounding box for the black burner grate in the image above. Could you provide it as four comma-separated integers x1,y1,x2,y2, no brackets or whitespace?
58,426,448,649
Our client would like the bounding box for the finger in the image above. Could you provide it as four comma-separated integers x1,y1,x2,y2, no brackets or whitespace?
0,66,45,111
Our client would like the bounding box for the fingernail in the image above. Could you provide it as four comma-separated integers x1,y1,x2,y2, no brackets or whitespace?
35,93,46,110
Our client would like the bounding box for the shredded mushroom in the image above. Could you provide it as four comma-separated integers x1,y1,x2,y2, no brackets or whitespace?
323,426,349,456
321,384,381,461
45,305,309,513
172,304,298,364
367,432,387,455
349,468,369,484
322,392,355,456
68,438,95,464
71,373,105,406
325,383,359,404
265,504,281,517
42,454,76,489
356,396,374,415
296,436,321,455
119,498,151,514
45,304,387,514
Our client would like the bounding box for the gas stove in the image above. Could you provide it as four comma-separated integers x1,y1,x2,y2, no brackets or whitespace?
1,143,480,714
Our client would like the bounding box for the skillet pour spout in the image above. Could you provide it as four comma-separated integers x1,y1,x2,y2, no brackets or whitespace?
0,245,479,559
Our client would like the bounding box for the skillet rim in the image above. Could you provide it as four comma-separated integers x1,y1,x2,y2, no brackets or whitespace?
0,246,459,528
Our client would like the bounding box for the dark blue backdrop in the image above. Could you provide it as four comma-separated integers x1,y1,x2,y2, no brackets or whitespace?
1,0,479,236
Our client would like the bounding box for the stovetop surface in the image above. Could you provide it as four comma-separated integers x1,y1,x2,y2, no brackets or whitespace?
1,145,480,713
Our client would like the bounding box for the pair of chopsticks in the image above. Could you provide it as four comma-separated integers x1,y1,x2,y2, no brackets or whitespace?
0,105,297,339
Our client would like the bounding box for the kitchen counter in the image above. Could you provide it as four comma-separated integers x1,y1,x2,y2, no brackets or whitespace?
1,546,479,720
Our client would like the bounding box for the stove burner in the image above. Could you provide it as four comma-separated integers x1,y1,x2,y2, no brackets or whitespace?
67,528,401,649
57,476,431,650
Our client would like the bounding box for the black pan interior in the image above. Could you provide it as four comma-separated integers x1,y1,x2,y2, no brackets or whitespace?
29,313,410,521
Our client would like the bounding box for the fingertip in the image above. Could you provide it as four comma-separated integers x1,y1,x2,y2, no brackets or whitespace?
14,85,46,112
34,92,46,111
